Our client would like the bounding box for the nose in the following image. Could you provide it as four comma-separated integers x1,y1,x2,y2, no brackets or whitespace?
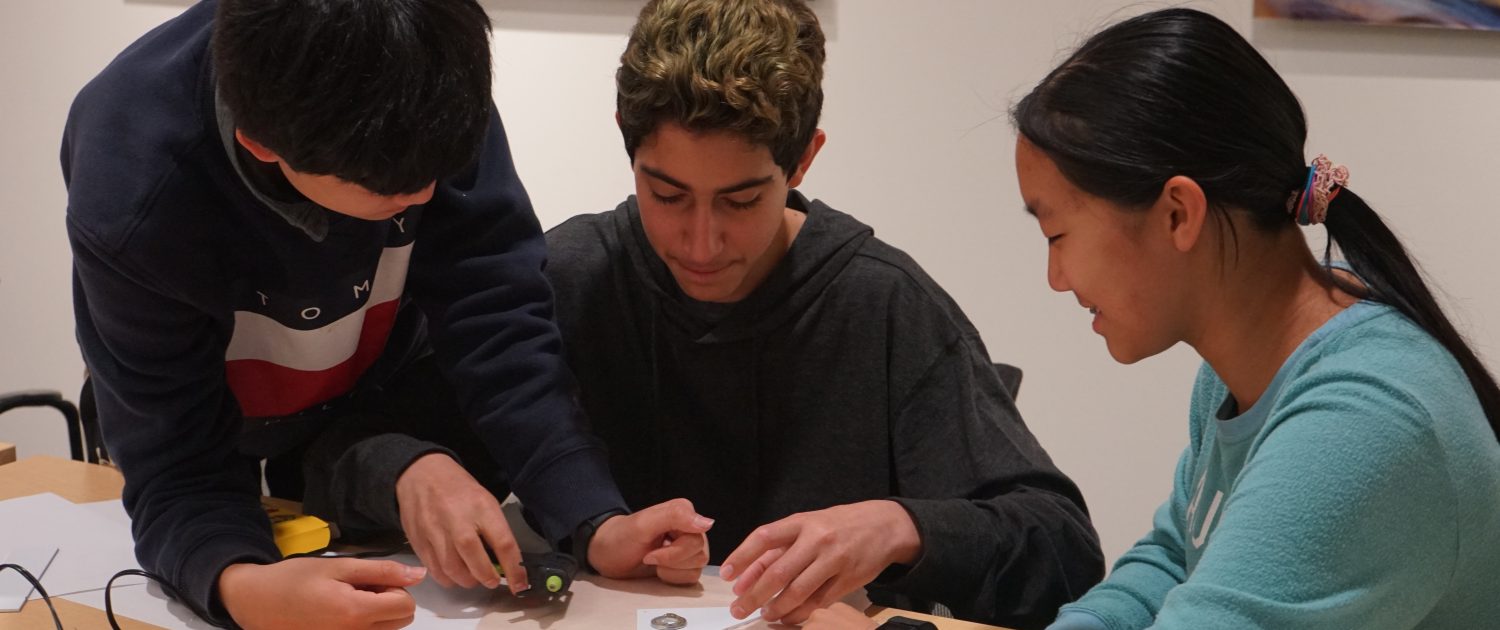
1046,247,1070,293
682,202,723,263
391,181,437,208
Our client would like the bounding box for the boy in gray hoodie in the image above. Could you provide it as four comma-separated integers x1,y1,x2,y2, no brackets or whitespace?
543,1,1104,627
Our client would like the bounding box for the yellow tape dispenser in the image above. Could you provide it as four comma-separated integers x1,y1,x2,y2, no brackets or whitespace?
260,497,334,557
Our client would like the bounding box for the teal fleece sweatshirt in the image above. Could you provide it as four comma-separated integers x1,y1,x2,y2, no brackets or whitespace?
1049,301,1500,629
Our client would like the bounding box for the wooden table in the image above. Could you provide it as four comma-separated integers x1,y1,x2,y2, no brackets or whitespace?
0,456,155,629
0,457,1007,630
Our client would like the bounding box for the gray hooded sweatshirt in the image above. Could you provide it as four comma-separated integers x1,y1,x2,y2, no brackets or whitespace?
544,191,1103,628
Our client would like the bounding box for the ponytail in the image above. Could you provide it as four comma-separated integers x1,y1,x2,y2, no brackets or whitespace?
1323,189,1500,440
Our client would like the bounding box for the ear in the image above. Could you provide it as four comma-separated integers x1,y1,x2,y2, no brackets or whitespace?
615,110,623,128
785,129,827,189
234,130,281,164
1157,175,1208,253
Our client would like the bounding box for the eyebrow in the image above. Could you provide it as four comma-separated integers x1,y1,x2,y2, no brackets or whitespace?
641,165,775,195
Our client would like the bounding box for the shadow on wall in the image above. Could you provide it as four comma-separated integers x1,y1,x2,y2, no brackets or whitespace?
126,0,839,39
1252,16,1500,80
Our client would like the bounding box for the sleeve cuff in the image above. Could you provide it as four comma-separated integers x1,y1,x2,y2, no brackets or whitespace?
510,447,628,543
365,436,459,530
178,533,283,628
875,497,992,594
1047,610,1111,630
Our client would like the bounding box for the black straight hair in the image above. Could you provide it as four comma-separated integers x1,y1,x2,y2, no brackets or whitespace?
213,0,494,196
1012,8,1500,439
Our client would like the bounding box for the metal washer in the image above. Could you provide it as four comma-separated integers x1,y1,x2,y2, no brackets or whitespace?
650,612,688,629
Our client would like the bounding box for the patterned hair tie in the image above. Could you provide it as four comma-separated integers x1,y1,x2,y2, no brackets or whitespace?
1287,154,1351,226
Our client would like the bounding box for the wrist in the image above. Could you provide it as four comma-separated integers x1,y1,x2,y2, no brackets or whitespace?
880,500,922,566
572,509,626,573
395,452,450,494
216,562,262,617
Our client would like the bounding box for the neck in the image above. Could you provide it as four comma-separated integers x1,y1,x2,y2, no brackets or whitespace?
1187,230,1354,411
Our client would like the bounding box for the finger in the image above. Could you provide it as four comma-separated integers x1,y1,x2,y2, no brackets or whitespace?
644,533,708,569
731,537,819,619
479,518,528,594
332,559,427,588
345,583,417,622
405,531,448,588
410,526,457,589
722,518,798,581
372,617,416,630
637,498,716,539
454,529,502,590
762,554,837,623
731,547,785,597
773,574,839,625
436,539,479,589
654,565,704,586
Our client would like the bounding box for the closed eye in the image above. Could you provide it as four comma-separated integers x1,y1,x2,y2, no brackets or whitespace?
1047,234,1063,244
724,195,761,211
651,191,686,205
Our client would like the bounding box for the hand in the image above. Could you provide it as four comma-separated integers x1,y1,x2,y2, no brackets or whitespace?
804,603,881,630
395,453,527,593
722,500,921,625
218,558,425,630
588,498,714,585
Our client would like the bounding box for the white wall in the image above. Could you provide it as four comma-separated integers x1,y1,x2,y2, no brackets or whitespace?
3,0,1497,567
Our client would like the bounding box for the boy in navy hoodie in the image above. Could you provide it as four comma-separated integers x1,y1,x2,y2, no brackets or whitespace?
63,1,709,628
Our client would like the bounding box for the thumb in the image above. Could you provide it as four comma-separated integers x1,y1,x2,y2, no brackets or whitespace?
641,498,715,536
332,559,427,587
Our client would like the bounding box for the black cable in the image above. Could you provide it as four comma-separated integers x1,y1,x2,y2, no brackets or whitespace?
104,568,214,630
0,563,62,630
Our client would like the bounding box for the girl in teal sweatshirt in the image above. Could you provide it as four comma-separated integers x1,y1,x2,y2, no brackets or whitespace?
1009,8,1500,630
806,7,1500,630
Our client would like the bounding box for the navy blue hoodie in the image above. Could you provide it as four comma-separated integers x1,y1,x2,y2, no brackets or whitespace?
62,2,625,623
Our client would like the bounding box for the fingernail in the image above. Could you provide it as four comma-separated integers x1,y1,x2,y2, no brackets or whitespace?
721,564,735,580
643,556,659,566
731,605,747,619
694,516,715,529
405,566,427,581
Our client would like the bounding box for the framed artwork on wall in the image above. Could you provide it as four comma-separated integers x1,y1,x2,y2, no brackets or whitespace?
1255,0,1500,31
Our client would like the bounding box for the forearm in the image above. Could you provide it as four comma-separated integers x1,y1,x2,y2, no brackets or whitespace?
300,432,457,535
410,106,626,541
122,453,282,626
885,489,1103,629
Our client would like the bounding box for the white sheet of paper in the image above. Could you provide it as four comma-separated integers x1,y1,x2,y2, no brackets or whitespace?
64,582,213,630
56,498,869,629
79,497,133,526
0,493,145,599
0,547,58,612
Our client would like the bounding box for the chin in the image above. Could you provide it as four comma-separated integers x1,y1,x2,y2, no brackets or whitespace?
1103,339,1148,365
676,283,730,303
1105,335,1175,365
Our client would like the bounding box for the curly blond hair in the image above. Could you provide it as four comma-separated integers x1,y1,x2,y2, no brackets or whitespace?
616,0,825,177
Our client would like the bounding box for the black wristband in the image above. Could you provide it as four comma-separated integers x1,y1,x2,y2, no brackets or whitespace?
877,616,939,630
569,509,626,573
